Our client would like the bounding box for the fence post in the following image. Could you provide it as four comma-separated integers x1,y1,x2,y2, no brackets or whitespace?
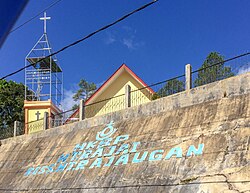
185,64,192,90
43,112,49,130
14,121,18,137
14,121,22,137
79,99,85,121
125,84,131,108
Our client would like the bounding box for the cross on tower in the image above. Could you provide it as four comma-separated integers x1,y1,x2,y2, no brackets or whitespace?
40,12,51,34
35,111,41,120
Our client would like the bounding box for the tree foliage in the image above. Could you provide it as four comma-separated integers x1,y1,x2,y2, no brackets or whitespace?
194,52,234,87
73,79,97,107
0,80,27,139
152,79,185,100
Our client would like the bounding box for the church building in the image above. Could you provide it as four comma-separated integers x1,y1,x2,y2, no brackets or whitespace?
68,63,154,121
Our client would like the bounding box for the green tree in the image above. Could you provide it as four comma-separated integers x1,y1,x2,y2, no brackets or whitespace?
153,79,185,100
73,79,97,108
0,80,28,139
194,52,234,87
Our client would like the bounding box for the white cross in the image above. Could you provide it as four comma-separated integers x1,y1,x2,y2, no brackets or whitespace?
40,12,51,34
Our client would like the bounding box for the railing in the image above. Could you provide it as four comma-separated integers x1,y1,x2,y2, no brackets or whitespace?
9,52,250,139
85,94,126,118
27,120,44,133
24,109,77,133
80,75,186,119
130,75,186,102
50,108,77,126
50,118,64,128
27,119,44,134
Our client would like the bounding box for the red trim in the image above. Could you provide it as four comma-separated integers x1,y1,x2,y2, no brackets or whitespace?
123,64,155,94
65,108,79,124
66,64,154,122
85,64,125,105
85,64,154,105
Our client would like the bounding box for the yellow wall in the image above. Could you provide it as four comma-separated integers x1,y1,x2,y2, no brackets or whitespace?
85,72,153,118
28,109,48,134
24,100,62,134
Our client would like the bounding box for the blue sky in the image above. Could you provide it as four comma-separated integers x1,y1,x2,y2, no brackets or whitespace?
1,0,250,109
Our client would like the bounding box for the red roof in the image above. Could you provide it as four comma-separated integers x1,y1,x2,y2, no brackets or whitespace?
85,63,154,105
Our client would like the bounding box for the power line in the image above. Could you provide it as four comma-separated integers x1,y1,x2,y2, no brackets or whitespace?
1,51,248,141
24,51,249,124
9,0,63,34
192,51,250,73
131,51,250,92
1,0,158,80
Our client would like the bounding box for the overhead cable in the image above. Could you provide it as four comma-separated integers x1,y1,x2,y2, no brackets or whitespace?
9,0,63,34
1,0,158,80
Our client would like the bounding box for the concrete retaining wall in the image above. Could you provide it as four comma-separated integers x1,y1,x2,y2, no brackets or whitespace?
0,73,249,193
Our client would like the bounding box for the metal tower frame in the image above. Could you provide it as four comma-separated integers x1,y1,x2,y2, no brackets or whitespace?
25,12,63,107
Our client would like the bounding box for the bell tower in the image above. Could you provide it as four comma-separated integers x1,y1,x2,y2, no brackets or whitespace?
24,12,63,134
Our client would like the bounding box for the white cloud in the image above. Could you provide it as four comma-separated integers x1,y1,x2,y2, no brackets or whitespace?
123,38,135,50
61,89,78,111
104,32,116,44
61,80,104,112
122,38,145,50
104,26,144,50
121,26,144,50
238,65,250,75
